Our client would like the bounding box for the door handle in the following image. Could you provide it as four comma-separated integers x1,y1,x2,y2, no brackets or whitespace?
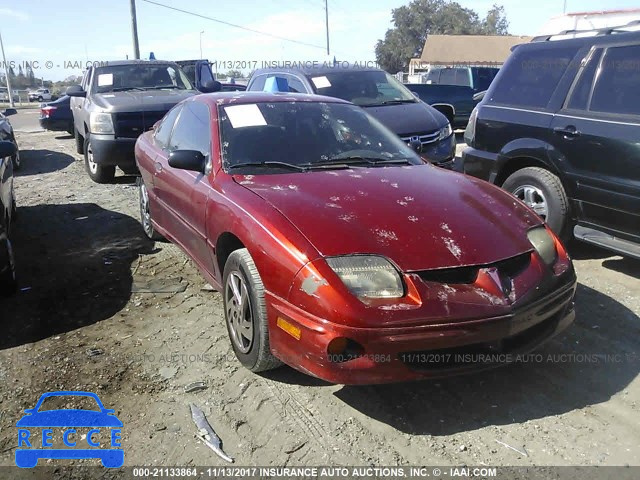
553,126,581,138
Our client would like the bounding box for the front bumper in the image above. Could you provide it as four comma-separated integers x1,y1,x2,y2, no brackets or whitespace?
89,134,136,168
421,133,456,169
461,146,499,182
266,276,577,385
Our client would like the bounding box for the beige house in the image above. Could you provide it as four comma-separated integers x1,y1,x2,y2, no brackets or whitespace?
408,35,532,75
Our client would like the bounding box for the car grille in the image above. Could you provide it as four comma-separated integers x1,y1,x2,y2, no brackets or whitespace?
114,111,168,138
400,129,440,147
415,252,531,285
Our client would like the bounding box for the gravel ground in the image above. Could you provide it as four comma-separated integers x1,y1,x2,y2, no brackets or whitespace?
0,118,639,473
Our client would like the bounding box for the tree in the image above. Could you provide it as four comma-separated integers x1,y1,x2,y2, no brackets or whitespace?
225,69,242,78
375,0,509,72
26,63,36,87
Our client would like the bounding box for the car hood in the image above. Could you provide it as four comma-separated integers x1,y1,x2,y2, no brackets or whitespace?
236,165,542,272
91,89,197,113
361,101,447,135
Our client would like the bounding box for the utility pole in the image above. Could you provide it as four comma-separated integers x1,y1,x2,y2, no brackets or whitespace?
325,0,330,56
0,30,14,108
130,0,141,59
200,31,205,59
563,0,567,14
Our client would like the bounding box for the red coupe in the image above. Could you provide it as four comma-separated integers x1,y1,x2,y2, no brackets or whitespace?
135,92,577,385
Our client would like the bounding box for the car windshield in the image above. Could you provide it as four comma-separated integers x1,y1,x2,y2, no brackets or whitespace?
220,101,422,173
93,64,193,93
308,70,416,106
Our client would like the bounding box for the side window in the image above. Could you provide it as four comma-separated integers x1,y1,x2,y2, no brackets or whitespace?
249,74,267,91
439,68,456,85
285,75,307,93
566,49,603,111
425,69,440,84
590,44,640,116
154,105,182,148
168,102,211,155
198,63,215,85
82,68,91,90
489,46,580,108
474,68,498,91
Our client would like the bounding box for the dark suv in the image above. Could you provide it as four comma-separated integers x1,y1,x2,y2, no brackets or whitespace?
462,29,640,259
247,66,456,167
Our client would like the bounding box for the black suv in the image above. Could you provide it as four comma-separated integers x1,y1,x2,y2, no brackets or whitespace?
462,28,640,259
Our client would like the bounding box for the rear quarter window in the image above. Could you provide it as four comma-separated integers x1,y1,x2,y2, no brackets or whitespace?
489,46,580,109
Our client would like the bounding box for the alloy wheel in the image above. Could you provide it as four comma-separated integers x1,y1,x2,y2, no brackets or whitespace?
86,142,98,174
225,271,254,354
139,182,153,237
512,184,548,219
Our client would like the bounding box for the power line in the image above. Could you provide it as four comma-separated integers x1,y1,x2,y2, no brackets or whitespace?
140,0,326,50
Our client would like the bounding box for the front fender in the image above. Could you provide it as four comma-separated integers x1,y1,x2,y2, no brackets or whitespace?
494,137,563,182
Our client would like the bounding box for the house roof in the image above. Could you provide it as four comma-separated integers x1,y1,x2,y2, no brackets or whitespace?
413,35,533,65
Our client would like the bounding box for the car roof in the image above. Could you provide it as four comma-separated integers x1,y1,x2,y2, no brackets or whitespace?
196,91,351,107
519,29,640,52
94,60,179,67
252,65,382,77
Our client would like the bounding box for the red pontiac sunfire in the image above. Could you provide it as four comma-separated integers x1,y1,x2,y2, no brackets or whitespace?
135,92,577,385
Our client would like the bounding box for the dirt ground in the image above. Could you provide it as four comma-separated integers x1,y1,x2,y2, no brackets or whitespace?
1,115,639,473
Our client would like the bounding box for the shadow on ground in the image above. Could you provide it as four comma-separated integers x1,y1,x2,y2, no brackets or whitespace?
15,149,75,177
331,283,638,435
1,202,156,350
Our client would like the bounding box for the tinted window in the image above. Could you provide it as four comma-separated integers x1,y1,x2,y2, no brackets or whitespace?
168,101,211,155
438,68,470,87
199,63,215,85
154,105,182,148
590,44,640,116
425,69,440,84
310,70,415,106
474,68,499,91
249,75,267,91
220,102,420,171
93,64,193,93
567,49,603,110
489,46,579,108
285,75,307,93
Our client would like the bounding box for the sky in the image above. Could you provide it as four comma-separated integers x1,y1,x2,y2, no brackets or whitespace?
1,0,639,81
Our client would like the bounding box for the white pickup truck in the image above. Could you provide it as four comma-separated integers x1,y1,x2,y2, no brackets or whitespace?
28,88,52,102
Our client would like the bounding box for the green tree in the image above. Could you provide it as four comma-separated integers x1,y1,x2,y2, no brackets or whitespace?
375,0,509,72
26,63,36,87
225,69,242,78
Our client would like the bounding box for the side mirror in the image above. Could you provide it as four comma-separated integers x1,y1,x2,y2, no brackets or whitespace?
0,141,17,158
150,120,161,131
411,91,420,99
1,108,17,117
66,85,86,98
409,139,422,154
472,90,486,102
200,79,222,93
168,150,205,173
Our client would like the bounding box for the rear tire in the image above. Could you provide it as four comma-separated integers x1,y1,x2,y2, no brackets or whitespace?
137,177,163,240
84,135,115,184
223,249,282,373
10,141,20,170
0,237,17,297
502,167,571,241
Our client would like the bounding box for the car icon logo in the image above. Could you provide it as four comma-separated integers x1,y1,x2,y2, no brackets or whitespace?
15,391,123,468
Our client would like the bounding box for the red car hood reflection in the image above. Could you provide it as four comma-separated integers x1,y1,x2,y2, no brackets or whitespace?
235,165,542,271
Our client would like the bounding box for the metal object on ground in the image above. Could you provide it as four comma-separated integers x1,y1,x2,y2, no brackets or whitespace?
190,403,234,463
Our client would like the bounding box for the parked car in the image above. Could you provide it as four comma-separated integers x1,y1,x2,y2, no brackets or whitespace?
405,66,500,129
135,92,577,384
0,108,20,170
39,95,73,134
462,29,640,258
247,67,456,168
221,83,246,92
0,140,17,295
0,88,19,103
28,88,52,102
67,59,220,183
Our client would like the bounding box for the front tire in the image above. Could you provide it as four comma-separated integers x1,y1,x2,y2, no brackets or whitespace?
502,167,571,240
10,143,20,170
84,135,115,184
137,177,163,240
223,249,282,372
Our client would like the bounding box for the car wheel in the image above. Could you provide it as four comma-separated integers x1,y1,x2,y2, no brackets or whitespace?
84,135,115,183
0,237,17,297
502,167,571,240
137,177,163,240
66,121,74,136
74,128,84,154
10,143,20,170
223,248,282,372
37,96,43,102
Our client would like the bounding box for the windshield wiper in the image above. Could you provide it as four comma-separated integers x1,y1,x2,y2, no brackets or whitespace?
111,86,147,92
313,155,413,167
227,161,307,171
374,99,416,106
147,85,184,90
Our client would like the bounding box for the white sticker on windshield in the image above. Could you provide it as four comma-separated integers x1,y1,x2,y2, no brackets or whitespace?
98,73,114,86
224,104,267,128
311,76,331,88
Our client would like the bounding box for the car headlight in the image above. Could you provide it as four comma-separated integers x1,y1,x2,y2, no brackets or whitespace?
89,112,114,134
527,227,557,266
438,123,452,141
326,255,404,299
